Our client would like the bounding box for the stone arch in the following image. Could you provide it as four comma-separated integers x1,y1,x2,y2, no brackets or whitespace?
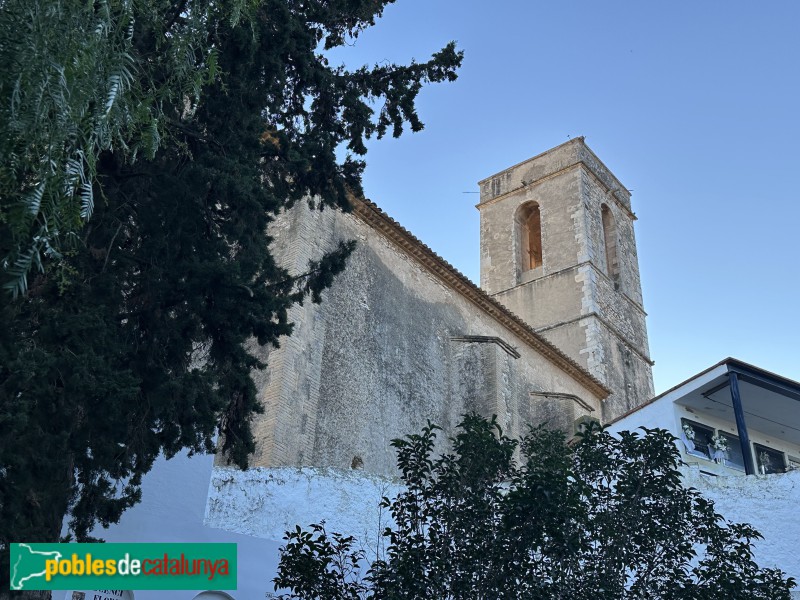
601,203,619,284
515,201,542,274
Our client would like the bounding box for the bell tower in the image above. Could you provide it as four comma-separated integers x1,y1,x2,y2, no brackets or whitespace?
477,138,654,421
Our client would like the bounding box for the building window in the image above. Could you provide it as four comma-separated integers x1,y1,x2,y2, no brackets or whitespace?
516,202,542,272
681,420,793,475
753,443,786,474
601,204,620,285
681,418,714,459
719,432,746,471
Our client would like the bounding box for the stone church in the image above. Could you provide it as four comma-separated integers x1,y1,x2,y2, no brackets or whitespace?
91,139,660,599
242,136,654,479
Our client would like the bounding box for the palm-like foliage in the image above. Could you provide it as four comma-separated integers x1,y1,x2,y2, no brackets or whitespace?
0,0,246,295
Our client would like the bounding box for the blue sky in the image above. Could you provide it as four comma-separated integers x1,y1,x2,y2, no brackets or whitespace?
328,1,800,393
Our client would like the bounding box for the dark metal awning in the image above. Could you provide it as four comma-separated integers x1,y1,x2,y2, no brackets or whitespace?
674,359,800,474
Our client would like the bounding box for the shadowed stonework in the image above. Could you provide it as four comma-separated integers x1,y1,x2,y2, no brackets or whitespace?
239,139,652,478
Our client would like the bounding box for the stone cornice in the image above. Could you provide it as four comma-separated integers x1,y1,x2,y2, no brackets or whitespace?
475,163,581,209
349,196,611,400
491,262,647,317
534,312,655,366
475,162,637,223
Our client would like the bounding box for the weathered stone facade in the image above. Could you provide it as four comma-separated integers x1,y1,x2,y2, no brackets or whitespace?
243,138,652,478
479,138,654,421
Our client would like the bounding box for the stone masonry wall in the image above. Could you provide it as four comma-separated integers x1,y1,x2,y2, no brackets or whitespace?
479,157,585,295
241,201,604,478
580,168,645,310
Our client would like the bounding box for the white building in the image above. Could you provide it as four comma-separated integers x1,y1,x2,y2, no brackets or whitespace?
608,357,800,477
607,357,800,585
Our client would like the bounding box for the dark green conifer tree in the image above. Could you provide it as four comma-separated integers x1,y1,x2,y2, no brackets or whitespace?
0,1,461,592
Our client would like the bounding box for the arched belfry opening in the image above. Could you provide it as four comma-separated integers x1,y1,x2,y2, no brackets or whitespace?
516,201,542,274
601,204,619,285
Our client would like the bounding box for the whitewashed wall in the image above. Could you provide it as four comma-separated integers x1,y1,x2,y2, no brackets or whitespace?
91,442,800,599
685,468,800,584
205,466,401,551
84,452,282,600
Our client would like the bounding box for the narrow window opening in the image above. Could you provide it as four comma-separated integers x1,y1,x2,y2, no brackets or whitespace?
754,443,787,474
720,432,746,471
681,418,715,460
517,202,542,272
601,204,619,286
